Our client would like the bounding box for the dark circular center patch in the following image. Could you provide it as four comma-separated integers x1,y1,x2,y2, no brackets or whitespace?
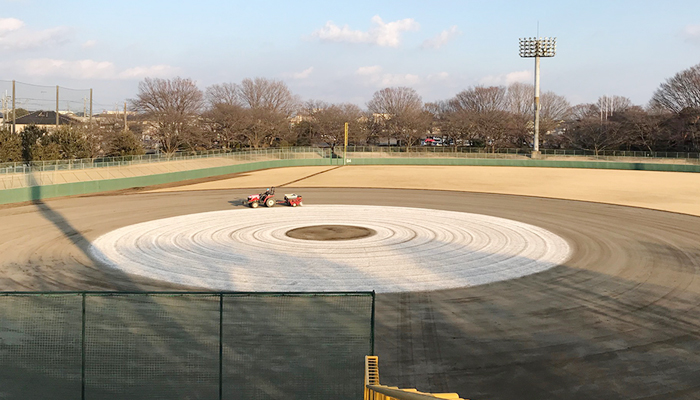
286,225,376,241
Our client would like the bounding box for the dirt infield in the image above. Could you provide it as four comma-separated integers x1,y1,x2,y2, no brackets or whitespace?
146,165,700,217
1,166,700,399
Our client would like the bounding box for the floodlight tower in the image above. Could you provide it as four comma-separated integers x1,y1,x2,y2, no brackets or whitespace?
519,36,556,157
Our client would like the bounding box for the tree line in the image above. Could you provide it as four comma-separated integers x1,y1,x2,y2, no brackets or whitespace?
1,63,699,164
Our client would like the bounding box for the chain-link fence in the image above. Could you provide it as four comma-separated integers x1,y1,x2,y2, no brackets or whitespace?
1,146,699,175
0,291,375,400
0,80,93,122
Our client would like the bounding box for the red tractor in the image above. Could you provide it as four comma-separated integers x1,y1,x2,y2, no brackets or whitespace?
247,187,304,208
247,187,277,208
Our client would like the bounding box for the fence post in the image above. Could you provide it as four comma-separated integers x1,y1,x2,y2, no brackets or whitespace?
370,291,376,356
219,293,224,400
81,293,86,400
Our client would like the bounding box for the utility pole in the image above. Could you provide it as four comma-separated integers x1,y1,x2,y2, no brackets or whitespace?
12,80,16,134
56,85,60,128
519,36,556,158
89,89,93,125
124,102,128,132
2,91,6,129
344,122,349,165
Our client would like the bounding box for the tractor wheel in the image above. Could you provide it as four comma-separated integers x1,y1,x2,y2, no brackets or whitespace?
266,198,275,207
251,202,259,208
291,202,297,207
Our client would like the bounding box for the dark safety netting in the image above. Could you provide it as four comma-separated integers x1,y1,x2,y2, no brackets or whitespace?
0,292,374,400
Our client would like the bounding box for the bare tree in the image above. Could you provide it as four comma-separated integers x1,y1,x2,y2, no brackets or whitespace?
301,102,363,154
203,78,300,149
563,117,624,155
450,85,508,113
649,63,700,113
367,87,429,148
203,103,247,149
596,95,633,120
613,108,664,153
205,82,240,107
237,77,300,117
540,92,571,122
424,100,452,144
442,110,481,147
367,87,423,116
130,77,204,155
468,111,527,152
660,107,700,152
570,103,598,120
506,82,533,116
239,107,290,148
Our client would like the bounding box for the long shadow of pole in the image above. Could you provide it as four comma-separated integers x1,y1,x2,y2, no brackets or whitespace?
3,175,373,400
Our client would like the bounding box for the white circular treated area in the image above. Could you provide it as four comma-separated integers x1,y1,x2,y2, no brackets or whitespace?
89,205,571,293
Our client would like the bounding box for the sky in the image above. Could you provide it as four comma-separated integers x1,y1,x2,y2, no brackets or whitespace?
0,0,699,113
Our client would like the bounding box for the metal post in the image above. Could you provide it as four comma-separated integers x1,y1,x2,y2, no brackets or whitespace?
56,85,60,128
89,89,93,125
124,102,128,132
12,80,15,134
81,293,87,400
344,122,349,165
519,36,555,159
370,291,376,356
533,54,541,156
219,294,223,400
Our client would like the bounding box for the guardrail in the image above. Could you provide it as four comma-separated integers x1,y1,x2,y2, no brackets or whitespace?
364,356,466,400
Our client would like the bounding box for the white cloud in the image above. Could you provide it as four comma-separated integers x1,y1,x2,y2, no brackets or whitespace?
381,73,420,86
355,65,420,86
118,65,181,79
357,65,383,76
15,58,180,80
312,15,419,47
21,58,116,79
421,26,460,49
682,25,700,44
0,18,72,51
293,67,314,79
0,18,24,34
427,72,449,81
82,40,97,49
479,70,532,86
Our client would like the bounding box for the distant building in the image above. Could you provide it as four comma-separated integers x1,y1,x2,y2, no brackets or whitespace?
11,110,80,133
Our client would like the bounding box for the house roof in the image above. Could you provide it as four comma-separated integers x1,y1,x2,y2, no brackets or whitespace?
14,110,79,125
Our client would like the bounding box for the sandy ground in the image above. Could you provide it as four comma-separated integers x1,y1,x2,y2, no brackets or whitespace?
2,166,700,399
146,165,700,217
146,166,338,193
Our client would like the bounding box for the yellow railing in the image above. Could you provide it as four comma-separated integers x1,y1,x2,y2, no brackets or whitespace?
364,356,468,400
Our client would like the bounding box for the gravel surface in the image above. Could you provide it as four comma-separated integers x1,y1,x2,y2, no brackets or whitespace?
1,167,700,399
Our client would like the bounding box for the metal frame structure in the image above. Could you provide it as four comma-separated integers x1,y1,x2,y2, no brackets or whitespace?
519,37,556,157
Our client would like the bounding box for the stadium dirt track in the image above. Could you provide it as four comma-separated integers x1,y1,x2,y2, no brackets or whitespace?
1,174,700,398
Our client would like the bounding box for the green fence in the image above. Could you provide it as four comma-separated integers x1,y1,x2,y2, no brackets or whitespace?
0,291,375,400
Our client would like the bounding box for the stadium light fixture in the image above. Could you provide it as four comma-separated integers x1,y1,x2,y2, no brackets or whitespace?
519,37,556,157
